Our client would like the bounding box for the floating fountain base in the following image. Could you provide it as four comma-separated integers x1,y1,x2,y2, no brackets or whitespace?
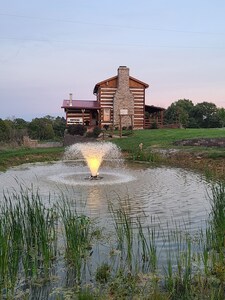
85,175,103,180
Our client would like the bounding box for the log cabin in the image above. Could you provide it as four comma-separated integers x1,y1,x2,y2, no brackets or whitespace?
61,66,165,129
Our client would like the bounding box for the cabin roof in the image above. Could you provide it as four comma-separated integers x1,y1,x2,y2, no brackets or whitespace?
145,104,165,113
61,100,100,110
93,75,149,94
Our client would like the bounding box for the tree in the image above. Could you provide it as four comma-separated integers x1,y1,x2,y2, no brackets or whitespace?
28,117,55,140
218,108,225,127
189,102,221,128
164,99,194,127
52,116,66,138
13,118,28,129
0,119,10,142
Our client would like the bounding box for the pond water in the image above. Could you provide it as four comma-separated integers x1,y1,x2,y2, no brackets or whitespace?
0,160,213,298
0,160,211,232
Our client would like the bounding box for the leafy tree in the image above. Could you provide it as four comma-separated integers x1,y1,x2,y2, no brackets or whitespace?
164,99,194,127
13,118,28,129
0,119,10,142
165,99,221,128
28,117,55,140
189,102,221,128
218,108,225,127
52,116,66,138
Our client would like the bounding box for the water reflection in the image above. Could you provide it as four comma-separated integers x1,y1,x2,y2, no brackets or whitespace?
0,161,211,233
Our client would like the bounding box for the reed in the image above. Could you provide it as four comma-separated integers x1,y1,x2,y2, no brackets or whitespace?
14,187,57,279
0,181,224,299
131,148,161,163
108,198,134,271
137,216,158,273
209,182,225,251
0,186,58,298
59,199,93,281
0,203,23,299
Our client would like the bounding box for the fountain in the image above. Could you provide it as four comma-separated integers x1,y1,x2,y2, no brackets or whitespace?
64,142,122,179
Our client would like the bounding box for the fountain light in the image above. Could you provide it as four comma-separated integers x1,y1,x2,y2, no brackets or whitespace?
64,142,122,179
86,156,102,178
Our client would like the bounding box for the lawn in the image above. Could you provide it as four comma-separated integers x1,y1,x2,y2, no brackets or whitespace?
112,128,225,152
0,147,64,171
1,128,225,172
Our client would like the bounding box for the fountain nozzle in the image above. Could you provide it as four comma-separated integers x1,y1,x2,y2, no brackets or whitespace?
85,174,103,180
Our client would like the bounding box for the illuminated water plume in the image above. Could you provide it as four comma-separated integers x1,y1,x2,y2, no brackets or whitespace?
64,142,122,177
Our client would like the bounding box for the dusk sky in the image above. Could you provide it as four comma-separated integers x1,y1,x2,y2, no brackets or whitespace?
0,0,225,121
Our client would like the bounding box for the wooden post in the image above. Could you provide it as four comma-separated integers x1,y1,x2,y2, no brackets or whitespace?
161,110,164,126
119,115,122,138
97,109,100,127
130,114,133,130
81,109,85,125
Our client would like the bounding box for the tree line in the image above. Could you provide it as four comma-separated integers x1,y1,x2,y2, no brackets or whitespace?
0,116,66,143
164,99,225,128
0,100,224,143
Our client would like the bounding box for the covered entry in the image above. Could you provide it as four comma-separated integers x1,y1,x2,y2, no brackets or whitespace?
144,105,165,128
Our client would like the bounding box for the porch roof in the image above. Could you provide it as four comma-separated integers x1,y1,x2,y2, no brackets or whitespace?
145,104,165,113
62,100,100,110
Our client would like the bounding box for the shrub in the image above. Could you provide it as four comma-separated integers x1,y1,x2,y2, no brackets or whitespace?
67,124,87,136
103,125,109,130
92,126,101,137
151,122,158,129
95,263,111,283
85,126,101,138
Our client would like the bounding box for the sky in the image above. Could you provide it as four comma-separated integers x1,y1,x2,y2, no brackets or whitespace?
0,0,225,121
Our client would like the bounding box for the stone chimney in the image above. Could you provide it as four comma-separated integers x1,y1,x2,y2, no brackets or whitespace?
69,93,73,106
117,66,130,91
113,66,134,127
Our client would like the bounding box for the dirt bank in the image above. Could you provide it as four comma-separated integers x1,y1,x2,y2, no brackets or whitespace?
159,149,225,181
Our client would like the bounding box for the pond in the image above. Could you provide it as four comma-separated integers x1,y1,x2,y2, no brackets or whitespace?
0,160,211,231
0,160,213,299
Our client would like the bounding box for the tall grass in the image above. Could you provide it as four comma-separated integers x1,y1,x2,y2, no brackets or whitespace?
209,182,225,251
108,198,134,271
0,182,224,299
0,202,22,298
0,186,58,298
137,216,159,273
108,188,225,299
60,199,93,281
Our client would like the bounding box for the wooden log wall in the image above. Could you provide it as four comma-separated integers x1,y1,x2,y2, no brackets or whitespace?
130,87,145,129
99,88,116,126
99,87,145,129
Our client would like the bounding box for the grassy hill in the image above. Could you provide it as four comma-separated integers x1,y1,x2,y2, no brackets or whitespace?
112,128,225,152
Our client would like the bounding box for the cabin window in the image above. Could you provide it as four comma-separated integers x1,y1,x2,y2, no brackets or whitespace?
103,108,111,122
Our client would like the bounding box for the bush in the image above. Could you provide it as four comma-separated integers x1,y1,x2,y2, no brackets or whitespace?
85,126,101,138
67,124,87,136
92,126,101,137
151,122,158,129
103,125,109,130
0,119,11,142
